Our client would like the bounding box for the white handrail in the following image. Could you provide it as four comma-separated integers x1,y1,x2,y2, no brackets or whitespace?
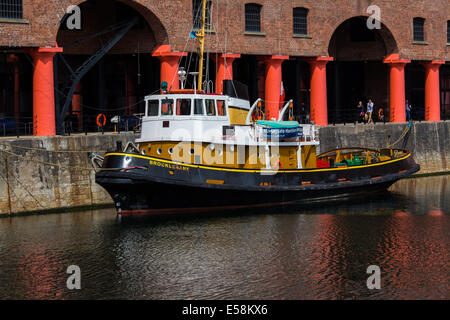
245,98,262,125
278,99,293,121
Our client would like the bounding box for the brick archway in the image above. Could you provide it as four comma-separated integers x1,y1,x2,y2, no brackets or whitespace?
56,0,169,54
51,0,170,135
116,0,169,46
54,0,169,51
328,16,398,60
326,16,399,124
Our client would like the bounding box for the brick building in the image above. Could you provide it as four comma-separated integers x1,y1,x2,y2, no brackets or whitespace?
0,0,449,135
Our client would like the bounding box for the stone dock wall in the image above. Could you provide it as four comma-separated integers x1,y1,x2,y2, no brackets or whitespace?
0,133,138,216
0,121,448,216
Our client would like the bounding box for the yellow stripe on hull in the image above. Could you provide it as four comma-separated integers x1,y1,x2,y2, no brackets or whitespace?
104,152,411,174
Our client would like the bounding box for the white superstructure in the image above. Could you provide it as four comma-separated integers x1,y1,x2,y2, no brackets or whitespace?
137,93,319,148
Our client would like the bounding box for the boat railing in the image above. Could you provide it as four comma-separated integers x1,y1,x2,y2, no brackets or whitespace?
316,147,405,166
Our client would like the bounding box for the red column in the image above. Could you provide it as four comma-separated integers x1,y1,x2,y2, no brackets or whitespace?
31,47,63,136
72,82,82,131
214,53,240,94
264,55,289,120
6,54,20,128
305,57,333,126
383,54,410,123
422,61,445,121
152,45,187,91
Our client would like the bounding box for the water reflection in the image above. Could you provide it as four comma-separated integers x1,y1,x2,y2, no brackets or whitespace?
0,175,448,299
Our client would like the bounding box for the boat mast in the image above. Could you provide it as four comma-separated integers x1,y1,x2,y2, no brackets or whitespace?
196,0,207,91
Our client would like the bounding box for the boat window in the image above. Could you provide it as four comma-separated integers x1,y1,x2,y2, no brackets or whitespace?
206,99,216,116
194,99,205,115
161,99,174,116
148,100,159,117
217,100,227,116
176,99,192,116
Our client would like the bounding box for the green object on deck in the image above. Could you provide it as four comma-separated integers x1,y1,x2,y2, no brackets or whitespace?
334,163,347,167
256,120,299,128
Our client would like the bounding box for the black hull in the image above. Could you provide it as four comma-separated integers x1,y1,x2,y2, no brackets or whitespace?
95,151,420,216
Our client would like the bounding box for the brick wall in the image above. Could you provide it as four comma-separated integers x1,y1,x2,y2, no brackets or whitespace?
0,0,448,60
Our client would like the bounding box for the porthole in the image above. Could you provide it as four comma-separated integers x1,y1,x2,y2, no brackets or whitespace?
157,148,162,155
218,148,223,156
168,148,174,154
209,144,215,151
189,148,195,155
141,149,146,155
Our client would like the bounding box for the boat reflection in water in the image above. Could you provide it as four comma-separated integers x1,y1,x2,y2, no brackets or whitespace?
0,175,448,299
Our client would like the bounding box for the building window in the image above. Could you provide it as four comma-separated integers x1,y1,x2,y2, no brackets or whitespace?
245,3,262,33
193,0,212,30
413,17,425,42
293,7,308,35
447,21,450,44
0,0,23,20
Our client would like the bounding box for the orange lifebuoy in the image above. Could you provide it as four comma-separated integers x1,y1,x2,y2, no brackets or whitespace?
96,113,106,127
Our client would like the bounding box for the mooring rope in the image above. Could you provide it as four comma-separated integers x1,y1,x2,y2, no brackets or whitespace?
0,148,119,171
385,121,414,149
0,143,108,153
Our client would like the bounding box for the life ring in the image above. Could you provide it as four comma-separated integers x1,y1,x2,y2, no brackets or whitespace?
378,108,384,118
96,113,106,127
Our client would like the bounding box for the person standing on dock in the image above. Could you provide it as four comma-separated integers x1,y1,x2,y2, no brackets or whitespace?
406,100,412,121
378,107,385,122
366,100,374,124
357,101,364,123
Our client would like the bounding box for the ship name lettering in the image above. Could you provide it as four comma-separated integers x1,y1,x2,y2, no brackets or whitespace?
149,160,189,172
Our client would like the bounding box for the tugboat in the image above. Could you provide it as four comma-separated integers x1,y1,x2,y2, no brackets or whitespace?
94,1,420,216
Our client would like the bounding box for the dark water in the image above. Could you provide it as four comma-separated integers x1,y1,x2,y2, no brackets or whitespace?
0,175,448,300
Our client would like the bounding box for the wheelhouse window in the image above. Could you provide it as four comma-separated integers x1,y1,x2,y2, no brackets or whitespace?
0,0,23,19
193,0,212,30
147,100,159,117
161,99,174,116
245,3,262,33
194,99,205,115
413,18,425,42
293,7,308,35
216,100,227,116
176,99,192,116
205,99,216,116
